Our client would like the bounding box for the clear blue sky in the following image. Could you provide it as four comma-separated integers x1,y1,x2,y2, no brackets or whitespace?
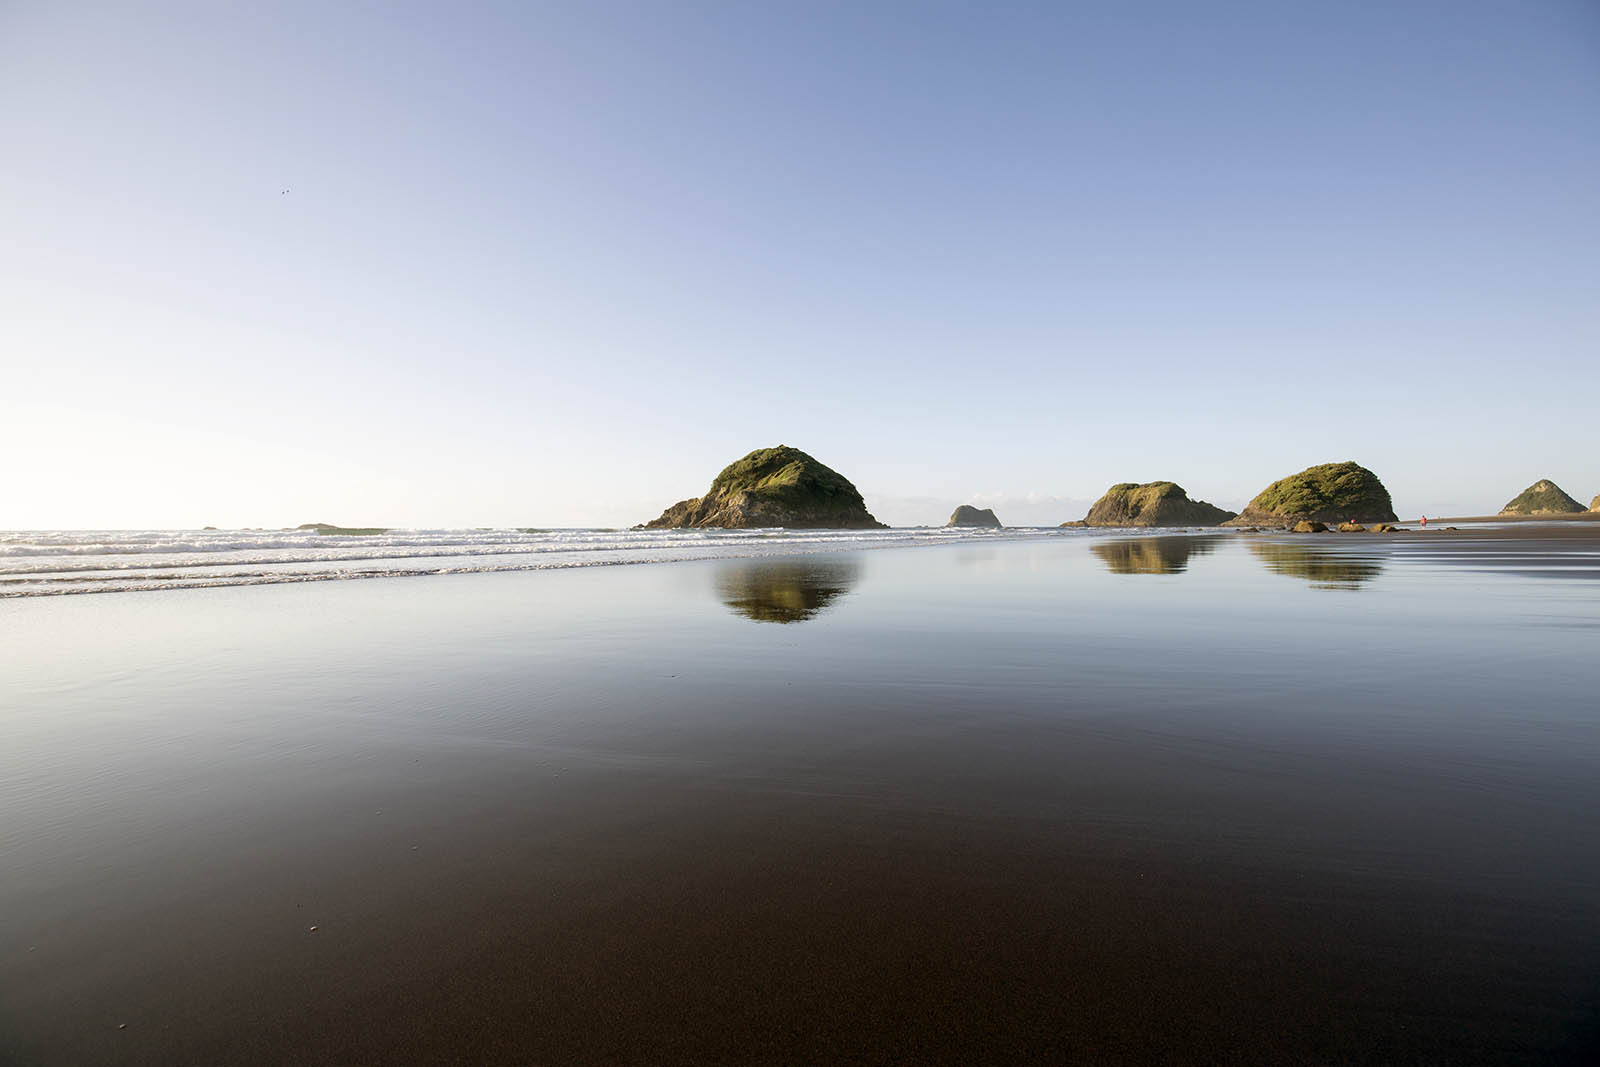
4,1,1596,527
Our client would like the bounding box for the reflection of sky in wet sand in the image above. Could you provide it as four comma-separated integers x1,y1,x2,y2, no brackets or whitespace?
715,557,863,623
6,532,1600,1062
1091,536,1218,575
1249,541,1384,590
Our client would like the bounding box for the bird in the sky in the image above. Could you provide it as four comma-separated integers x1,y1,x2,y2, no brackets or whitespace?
280,189,289,195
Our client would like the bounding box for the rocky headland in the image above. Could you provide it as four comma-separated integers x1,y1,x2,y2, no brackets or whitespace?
947,505,1002,528
639,446,887,529
1499,479,1585,515
1078,482,1235,527
1222,461,1397,527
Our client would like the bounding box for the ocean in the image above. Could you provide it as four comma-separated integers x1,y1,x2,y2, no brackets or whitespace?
0,525,1043,598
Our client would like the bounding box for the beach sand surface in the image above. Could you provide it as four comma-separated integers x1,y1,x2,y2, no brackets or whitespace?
3,527,1598,1063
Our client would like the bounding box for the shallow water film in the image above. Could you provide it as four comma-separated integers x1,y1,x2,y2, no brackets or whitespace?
3,530,1598,1063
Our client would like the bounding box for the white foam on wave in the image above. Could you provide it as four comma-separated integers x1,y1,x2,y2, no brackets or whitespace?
0,526,1073,598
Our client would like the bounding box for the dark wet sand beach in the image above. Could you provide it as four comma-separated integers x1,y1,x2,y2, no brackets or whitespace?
3,526,1599,1063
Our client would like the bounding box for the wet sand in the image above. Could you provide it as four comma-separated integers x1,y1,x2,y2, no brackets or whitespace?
3,528,1599,1063
1430,513,1600,525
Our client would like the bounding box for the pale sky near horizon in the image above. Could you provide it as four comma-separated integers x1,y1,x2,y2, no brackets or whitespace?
4,1,1597,528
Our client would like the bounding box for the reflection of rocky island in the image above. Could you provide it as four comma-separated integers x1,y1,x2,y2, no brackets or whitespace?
1091,536,1218,575
1249,542,1384,590
715,558,863,624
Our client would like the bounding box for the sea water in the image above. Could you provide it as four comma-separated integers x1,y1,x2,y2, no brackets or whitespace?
0,525,1054,597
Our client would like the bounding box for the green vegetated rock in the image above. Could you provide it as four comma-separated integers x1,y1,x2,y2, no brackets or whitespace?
1498,479,1584,515
1080,481,1236,527
1592,495,1600,512
1223,461,1397,527
640,446,886,529
948,505,1002,528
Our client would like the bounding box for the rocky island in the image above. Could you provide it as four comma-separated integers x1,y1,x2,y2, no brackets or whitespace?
1077,481,1235,527
296,523,390,535
947,505,1002,528
1222,461,1397,527
639,446,887,529
1499,479,1585,515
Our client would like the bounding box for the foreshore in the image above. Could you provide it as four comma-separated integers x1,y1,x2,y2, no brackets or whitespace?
1427,511,1600,525
3,529,1598,1063
1245,519,1600,540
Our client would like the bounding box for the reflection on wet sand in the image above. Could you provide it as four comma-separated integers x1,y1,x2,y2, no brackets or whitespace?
715,557,864,623
1091,536,1218,575
1249,541,1384,590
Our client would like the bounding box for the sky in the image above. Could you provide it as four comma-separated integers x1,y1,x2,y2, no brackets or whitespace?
3,0,1597,528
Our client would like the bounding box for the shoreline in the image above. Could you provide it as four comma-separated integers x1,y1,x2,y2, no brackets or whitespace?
1235,521,1600,541
1425,511,1600,524
6,521,1600,601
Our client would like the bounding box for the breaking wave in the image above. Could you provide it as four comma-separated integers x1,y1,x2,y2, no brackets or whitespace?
0,526,1075,598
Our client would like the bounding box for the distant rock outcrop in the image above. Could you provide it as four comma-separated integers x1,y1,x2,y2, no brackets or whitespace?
1223,462,1397,527
639,446,886,530
296,522,390,535
947,505,1001,528
1593,495,1600,513
1079,482,1235,527
1499,479,1585,515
